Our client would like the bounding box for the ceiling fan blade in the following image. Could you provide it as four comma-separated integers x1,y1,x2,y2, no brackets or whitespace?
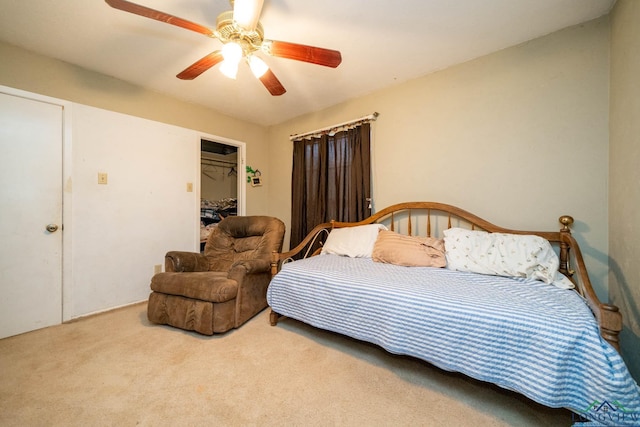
105,0,214,37
177,51,224,80
263,40,342,68
233,0,264,31
259,69,286,96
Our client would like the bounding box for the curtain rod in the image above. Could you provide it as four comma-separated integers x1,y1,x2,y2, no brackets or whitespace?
289,112,379,141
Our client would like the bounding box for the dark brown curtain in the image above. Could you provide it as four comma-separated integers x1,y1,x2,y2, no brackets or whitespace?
290,123,371,249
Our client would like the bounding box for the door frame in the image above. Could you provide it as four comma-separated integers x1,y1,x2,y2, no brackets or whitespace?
0,85,73,323
196,132,246,248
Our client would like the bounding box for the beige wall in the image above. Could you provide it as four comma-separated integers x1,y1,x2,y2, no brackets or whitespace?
610,0,640,380
0,41,270,215
269,17,611,299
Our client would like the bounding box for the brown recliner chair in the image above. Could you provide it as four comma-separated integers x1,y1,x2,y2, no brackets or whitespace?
147,216,285,335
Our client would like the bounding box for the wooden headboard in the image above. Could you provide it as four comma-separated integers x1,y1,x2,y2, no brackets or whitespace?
269,201,622,351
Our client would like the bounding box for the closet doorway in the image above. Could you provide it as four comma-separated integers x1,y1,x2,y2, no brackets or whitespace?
200,138,243,249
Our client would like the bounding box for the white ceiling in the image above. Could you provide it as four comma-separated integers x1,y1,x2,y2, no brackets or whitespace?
0,0,615,126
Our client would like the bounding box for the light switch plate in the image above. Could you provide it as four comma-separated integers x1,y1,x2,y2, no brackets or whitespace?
186,182,193,192
98,173,108,185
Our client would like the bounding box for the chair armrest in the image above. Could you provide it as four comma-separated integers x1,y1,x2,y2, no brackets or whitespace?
229,259,271,275
165,251,209,272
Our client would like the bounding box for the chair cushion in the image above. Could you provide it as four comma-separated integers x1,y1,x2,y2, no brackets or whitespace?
150,272,238,303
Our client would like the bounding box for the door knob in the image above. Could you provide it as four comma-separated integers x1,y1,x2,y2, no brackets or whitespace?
46,224,59,233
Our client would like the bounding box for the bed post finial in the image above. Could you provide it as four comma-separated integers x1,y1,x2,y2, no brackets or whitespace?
558,215,574,278
559,215,574,233
270,250,280,278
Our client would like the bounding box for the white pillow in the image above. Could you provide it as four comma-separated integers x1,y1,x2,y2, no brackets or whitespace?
443,227,561,286
321,224,387,258
552,272,575,290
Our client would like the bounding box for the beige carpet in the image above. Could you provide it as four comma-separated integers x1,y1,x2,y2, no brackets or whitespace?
0,303,572,426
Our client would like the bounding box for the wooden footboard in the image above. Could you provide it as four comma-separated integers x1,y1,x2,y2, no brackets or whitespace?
269,201,622,351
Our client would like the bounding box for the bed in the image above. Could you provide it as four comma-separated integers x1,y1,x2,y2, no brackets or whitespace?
266,202,640,425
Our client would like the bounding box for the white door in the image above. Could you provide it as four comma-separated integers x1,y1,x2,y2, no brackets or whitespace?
0,92,63,339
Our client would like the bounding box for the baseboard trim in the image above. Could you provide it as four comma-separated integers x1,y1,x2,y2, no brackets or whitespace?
65,300,147,323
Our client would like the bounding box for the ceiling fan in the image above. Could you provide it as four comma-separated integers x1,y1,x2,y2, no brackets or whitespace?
105,0,342,96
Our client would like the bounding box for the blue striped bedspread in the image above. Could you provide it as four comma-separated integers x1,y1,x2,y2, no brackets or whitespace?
267,254,640,425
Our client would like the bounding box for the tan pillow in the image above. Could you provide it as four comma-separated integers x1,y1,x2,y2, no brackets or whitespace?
372,230,446,267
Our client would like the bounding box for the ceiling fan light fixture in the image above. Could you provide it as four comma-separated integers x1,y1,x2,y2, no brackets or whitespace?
232,0,264,31
220,42,243,79
219,60,239,79
248,55,269,78
221,42,243,63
